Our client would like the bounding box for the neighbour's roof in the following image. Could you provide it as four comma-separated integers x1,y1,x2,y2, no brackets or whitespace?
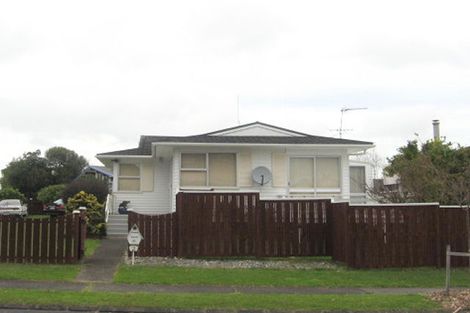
97,121,374,157
83,165,113,177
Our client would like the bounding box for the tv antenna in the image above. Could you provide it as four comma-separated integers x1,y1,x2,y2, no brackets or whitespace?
334,107,368,138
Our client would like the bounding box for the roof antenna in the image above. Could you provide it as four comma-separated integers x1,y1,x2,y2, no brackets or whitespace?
333,107,368,138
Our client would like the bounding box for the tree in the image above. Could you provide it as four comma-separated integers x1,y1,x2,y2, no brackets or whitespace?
37,184,65,204
376,139,470,205
1,147,88,199
1,150,53,199
63,177,108,203
45,147,88,185
0,187,26,202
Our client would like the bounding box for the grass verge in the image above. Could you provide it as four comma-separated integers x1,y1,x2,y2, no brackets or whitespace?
0,288,439,312
115,265,470,288
0,264,80,281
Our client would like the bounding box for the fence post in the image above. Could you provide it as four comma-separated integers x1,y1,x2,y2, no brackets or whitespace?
79,206,87,259
176,193,183,257
255,200,263,258
445,244,451,296
325,200,333,257
436,205,442,267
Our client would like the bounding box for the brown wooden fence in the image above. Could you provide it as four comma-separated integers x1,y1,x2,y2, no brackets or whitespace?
329,203,470,268
128,192,469,268
0,212,86,264
128,192,330,258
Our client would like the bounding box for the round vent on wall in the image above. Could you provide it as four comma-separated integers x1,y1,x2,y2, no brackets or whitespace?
252,166,272,186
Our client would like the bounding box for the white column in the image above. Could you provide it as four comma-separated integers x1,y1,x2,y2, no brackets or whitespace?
112,161,119,193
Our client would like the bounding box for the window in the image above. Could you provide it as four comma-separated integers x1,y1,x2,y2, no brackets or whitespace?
118,164,140,191
289,157,340,190
350,166,366,193
180,154,207,186
180,153,236,187
316,157,340,188
289,158,314,188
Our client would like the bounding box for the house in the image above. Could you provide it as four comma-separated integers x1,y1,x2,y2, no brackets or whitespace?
96,122,374,214
79,165,114,192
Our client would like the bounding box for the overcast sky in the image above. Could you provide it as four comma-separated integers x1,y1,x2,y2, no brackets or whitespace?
1,0,469,173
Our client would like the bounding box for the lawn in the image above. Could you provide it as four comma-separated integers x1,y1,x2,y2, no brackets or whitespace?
0,263,80,281
0,288,439,312
115,265,470,288
0,239,100,281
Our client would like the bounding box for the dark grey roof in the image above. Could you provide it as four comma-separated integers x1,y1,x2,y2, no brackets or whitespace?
97,122,373,157
85,165,113,177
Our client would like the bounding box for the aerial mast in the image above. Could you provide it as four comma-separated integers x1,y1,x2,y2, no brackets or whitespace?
338,107,368,138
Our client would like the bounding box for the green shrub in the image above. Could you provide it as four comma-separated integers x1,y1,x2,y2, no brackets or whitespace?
37,184,65,204
0,187,26,202
66,191,106,237
63,177,108,203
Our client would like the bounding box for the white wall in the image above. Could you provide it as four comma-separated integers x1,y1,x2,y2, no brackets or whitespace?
112,157,172,215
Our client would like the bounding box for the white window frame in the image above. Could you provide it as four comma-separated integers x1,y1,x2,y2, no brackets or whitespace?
117,163,141,192
180,152,238,188
288,155,342,194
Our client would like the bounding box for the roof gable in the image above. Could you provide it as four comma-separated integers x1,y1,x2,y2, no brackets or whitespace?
204,122,307,137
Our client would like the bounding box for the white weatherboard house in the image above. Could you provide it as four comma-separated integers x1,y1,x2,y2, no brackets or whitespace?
97,122,374,215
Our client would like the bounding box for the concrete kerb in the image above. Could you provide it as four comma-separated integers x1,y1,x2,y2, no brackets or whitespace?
0,305,449,313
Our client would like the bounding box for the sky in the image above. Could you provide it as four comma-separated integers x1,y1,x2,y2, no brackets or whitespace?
1,0,469,174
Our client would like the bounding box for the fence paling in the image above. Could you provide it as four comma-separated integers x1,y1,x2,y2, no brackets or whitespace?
127,193,469,268
130,193,331,258
0,213,85,264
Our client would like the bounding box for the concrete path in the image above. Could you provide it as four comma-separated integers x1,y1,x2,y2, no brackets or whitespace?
76,237,127,283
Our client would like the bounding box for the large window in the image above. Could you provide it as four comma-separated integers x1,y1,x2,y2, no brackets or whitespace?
350,166,366,193
180,153,236,187
118,164,140,191
289,157,340,190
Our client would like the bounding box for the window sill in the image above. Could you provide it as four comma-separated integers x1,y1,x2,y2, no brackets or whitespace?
180,186,240,191
114,191,143,194
289,188,341,193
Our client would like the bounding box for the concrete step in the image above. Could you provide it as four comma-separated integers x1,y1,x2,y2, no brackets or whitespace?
107,214,129,236
107,221,128,226
107,226,128,231
108,215,128,221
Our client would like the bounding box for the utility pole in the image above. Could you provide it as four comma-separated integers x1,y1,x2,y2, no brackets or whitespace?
338,107,367,138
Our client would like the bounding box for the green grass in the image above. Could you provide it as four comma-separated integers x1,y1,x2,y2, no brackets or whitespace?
25,214,50,220
0,288,439,311
115,265,470,288
0,264,80,281
0,239,99,281
84,239,101,257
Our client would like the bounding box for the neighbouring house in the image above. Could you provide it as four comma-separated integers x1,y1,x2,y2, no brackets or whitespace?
79,165,114,191
96,122,374,214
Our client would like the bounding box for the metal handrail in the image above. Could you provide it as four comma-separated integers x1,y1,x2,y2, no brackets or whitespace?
104,194,112,223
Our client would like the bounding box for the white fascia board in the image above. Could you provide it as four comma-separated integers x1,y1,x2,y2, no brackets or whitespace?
96,154,153,159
